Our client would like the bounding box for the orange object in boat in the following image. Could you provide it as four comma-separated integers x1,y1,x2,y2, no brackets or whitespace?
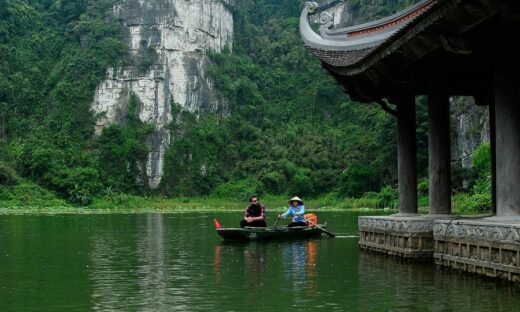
304,213,318,225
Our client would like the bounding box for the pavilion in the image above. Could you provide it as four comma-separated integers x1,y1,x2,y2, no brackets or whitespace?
300,0,520,281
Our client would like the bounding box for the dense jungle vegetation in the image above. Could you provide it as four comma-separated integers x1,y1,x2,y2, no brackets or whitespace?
0,0,491,211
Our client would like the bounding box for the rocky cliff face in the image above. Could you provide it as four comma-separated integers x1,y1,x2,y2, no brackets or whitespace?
451,97,490,168
339,0,423,27
92,0,234,188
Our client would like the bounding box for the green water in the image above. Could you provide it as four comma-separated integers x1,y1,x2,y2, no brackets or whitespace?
1,211,519,311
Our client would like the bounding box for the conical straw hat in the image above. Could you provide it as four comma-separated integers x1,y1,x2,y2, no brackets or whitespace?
288,196,303,204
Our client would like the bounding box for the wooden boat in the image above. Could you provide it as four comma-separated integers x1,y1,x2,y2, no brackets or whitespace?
215,224,327,241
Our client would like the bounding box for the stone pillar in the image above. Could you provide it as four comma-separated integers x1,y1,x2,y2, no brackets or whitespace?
396,95,418,215
428,93,451,215
494,62,520,217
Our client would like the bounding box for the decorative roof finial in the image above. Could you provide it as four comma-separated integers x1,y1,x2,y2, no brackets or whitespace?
306,2,318,14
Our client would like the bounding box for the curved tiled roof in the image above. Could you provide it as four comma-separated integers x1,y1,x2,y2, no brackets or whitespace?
300,0,508,102
308,47,375,67
300,0,438,72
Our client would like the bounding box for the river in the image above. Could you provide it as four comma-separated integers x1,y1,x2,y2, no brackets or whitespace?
1,211,519,311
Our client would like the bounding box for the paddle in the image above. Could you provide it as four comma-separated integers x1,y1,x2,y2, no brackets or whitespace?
305,215,336,238
272,216,281,228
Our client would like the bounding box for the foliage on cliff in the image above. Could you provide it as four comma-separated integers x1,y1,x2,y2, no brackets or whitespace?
160,0,401,198
0,0,127,204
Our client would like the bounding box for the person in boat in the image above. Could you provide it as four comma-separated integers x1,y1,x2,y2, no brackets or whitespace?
279,196,308,227
240,195,267,228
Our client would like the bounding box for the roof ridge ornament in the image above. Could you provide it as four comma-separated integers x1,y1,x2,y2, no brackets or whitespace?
310,0,346,15
319,12,335,37
307,2,318,14
300,0,436,51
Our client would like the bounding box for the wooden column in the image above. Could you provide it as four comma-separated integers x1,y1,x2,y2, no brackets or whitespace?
396,95,418,215
428,92,451,215
489,102,497,215
476,89,496,215
494,58,520,217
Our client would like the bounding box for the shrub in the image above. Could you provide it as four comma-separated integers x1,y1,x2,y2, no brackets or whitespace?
103,186,129,204
0,182,69,207
288,168,312,197
378,185,398,205
210,178,264,200
472,143,491,177
473,174,491,194
417,177,428,197
339,163,378,198
49,166,101,198
314,191,341,207
361,185,398,209
0,162,19,185
453,193,492,213
68,183,93,206
418,196,429,207
261,171,286,194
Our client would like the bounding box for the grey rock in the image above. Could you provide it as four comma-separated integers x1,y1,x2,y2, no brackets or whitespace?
450,96,490,169
92,0,233,188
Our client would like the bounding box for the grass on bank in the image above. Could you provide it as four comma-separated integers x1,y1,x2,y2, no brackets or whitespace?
1,182,492,216
1,180,397,213
1,169,491,214
0,193,395,214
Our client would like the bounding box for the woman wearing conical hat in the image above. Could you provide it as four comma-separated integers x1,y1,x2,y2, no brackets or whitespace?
279,196,308,227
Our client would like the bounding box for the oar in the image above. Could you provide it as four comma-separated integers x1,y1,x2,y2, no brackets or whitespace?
306,218,335,238
272,216,281,228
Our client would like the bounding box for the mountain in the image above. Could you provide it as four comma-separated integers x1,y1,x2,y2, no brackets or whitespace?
0,0,489,204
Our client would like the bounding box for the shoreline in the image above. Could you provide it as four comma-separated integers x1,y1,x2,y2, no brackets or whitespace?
1,195,486,216
0,194,397,215
0,205,483,216
0,206,397,215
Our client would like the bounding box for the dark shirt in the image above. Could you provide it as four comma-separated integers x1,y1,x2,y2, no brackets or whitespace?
244,203,266,220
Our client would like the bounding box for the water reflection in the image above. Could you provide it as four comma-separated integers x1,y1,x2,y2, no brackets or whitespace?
214,239,318,294
306,240,318,292
357,251,520,310
282,240,319,301
282,241,307,282
89,214,173,310
134,214,173,310
244,245,265,286
88,214,199,311
89,233,120,310
213,244,222,286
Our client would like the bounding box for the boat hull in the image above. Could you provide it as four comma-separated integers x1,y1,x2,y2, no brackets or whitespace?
216,225,325,241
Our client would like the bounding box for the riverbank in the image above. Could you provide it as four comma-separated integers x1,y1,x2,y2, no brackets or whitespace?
0,194,486,216
0,180,398,213
0,194,397,214
1,180,488,215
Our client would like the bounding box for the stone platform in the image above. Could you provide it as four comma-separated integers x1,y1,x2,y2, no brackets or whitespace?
359,215,448,259
433,218,520,282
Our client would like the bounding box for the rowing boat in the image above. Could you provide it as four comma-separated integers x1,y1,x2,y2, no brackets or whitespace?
215,224,327,241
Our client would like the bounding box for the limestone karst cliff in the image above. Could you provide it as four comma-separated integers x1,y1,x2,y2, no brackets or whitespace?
450,97,490,169
92,0,234,188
